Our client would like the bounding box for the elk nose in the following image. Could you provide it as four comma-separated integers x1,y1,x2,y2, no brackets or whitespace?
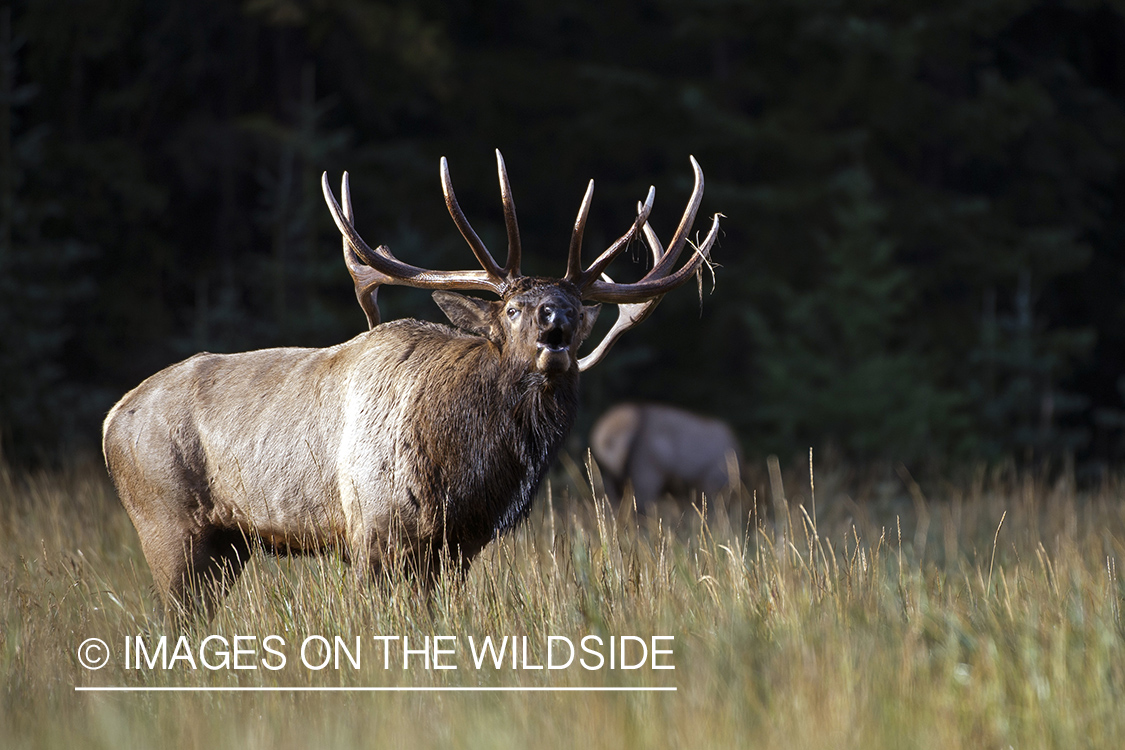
538,304,573,330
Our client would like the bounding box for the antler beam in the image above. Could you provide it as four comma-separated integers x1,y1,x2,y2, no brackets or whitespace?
572,156,720,370
325,153,720,356
322,172,505,295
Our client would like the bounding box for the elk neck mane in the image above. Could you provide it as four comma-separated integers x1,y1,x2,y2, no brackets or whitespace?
380,317,580,541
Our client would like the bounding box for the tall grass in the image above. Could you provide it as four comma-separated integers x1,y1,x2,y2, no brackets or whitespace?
2,455,1125,748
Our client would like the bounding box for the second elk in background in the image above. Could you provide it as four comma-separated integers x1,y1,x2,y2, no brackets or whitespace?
589,403,742,514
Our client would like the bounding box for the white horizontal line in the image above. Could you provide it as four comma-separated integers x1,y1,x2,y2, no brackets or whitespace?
76,686,676,693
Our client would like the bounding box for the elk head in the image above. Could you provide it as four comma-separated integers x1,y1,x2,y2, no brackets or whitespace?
432,279,597,376
322,150,720,372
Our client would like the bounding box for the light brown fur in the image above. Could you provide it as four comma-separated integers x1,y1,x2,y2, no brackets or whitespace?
104,290,594,621
590,403,743,512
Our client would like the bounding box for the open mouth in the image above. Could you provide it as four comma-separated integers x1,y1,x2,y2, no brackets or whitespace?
537,327,571,353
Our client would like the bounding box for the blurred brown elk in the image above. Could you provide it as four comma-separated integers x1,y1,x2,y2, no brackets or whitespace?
103,151,720,620
590,403,742,512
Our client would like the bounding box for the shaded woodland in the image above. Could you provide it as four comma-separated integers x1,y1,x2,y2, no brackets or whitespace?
3,0,1125,469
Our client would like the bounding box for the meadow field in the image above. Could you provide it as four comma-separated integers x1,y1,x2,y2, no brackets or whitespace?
3,453,1125,749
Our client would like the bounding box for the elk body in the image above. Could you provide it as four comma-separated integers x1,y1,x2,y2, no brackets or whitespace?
103,152,720,620
590,403,742,512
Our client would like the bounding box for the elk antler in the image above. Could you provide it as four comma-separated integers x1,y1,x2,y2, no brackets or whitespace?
323,152,523,315
439,150,525,281
339,172,393,329
324,153,719,352
574,156,720,371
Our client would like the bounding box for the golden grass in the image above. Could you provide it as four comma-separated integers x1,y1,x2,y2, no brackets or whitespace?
3,456,1125,749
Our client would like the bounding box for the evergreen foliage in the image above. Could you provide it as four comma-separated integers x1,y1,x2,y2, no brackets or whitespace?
3,0,1125,465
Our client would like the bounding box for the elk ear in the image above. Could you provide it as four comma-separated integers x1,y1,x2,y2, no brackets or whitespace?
432,291,499,339
576,304,601,346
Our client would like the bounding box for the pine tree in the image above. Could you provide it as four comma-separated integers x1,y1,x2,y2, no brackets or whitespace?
746,165,965,460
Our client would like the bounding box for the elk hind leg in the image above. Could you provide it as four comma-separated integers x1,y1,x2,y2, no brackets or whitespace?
139,522,253,623
180,527,253,622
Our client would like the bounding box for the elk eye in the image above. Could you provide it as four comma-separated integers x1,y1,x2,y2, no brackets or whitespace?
506,307,519,319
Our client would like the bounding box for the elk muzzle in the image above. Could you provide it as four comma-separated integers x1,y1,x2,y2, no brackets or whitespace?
535,303,577,373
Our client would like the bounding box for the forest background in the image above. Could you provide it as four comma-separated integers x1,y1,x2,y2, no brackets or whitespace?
4,0,1125,473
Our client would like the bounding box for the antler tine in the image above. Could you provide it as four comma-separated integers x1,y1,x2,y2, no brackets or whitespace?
495,150,522,277
576,185,656,288
577,156,719,304
577,293,660,373
575,157,719,369
577,212,718,371
441,156,506,281
575,206,667,372
644,155,704,280
639,201,666,269
565,179,595,282
322,172,503,295
339,172,393,329
341,170,353,219
583,212,720,304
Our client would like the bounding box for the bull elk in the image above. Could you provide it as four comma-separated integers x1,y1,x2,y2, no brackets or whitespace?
590,403,742,512
103,151,720,620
